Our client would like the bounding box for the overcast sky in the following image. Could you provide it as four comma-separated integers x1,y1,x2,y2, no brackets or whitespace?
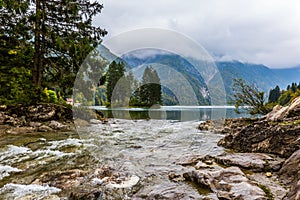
94,0,300,68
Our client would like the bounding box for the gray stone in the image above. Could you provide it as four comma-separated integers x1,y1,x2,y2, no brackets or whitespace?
38,125,53,132
133,182,203,199
90,119,101,124
266,97,300,121
29,121,42,128
284,180,300,200
215,153,284,172
48,120,66,130
247,173,287,200
279,149,300,185
184,166,267,200
279,149,300,199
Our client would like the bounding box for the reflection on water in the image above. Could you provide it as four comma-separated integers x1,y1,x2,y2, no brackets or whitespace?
91,106,248,121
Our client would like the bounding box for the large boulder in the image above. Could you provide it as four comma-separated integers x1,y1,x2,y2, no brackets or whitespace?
278,149,300,199
215,153,284,172
266,97,300,121
216,97,300,158
183,166,267,200
218,119,300,158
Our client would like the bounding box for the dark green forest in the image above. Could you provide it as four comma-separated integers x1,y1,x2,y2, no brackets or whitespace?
0,0,107,105
1,0,162,108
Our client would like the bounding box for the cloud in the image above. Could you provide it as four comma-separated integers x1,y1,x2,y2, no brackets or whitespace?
94,0,300,68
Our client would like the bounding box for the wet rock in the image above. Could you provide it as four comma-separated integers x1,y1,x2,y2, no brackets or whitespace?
247,173,287,200
174,155,202,166
133,183,203,199
217,118,300,158
279,149,300,185
38,125,53,132
183,166,267,200
90,119,101,124
5,126,35,134
6,116,21,126
48,120,67,130
69,189,103,200
284,180,300,200
279,149,300,199
29,121,42,128
195,161,211,170
200,97,300,158
215,153,284,172
168,172,185,182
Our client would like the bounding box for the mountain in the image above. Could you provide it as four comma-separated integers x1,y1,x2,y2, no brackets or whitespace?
122,50,210,105
122,49,287,104
216,61,286,102
271,66,300,86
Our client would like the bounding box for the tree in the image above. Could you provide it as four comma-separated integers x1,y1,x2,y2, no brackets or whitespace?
291,82,297,93
232,78,268,115
0,1,34,104
268,85,281,103
106,61,127,105
139,66,162,107
32,0,107,94
0,0,107,104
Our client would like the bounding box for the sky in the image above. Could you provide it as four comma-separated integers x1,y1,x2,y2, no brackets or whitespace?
94,0,300,69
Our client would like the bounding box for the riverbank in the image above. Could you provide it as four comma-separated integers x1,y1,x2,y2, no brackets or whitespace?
1,100,300,199
197,97,300,199
0,104,75,135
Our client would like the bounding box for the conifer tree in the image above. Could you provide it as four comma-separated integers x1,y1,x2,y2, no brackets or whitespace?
268,85,280,103
106,61,127,105
140,66,162,106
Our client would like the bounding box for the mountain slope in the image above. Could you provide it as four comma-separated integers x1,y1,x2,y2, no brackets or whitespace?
216,61,286,102
272,66,300,86
122,50,210,105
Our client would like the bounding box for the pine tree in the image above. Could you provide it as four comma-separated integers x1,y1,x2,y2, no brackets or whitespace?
268,85,281,103
0,1,35,104
32,0,107,93
291,82,297,93
1,0,107,103
106,61,127,106
139,66,162,107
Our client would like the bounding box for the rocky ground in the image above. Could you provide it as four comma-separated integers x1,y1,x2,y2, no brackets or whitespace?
0,104,106,135
197,97,300,199
0,104,75,135
1,98,300,199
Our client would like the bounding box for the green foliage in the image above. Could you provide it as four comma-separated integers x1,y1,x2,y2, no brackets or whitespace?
106,61,126,105
41,88,58,103
268,85,280,103
0,0,107,105
31,0,107,89
232,78,269,115
134,66,162,107
104,64,162,107
269,82,300,106
278,91,292,106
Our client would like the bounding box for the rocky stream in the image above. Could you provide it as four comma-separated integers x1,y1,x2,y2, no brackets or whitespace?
0,98,300,199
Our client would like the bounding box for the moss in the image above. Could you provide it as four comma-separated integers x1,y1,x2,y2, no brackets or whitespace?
257,184,274,200
279,119,300,126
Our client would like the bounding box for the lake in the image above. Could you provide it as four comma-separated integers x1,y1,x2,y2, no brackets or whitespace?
90,105,249,121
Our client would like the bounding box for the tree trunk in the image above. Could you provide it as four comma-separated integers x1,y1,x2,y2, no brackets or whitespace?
32,0,43,87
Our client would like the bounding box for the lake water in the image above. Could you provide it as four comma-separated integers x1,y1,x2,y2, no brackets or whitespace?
90,106,249,121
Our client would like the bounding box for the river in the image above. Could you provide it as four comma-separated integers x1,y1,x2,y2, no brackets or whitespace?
0,107,247,199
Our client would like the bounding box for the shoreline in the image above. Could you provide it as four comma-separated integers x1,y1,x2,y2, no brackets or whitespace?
1,101,300,199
